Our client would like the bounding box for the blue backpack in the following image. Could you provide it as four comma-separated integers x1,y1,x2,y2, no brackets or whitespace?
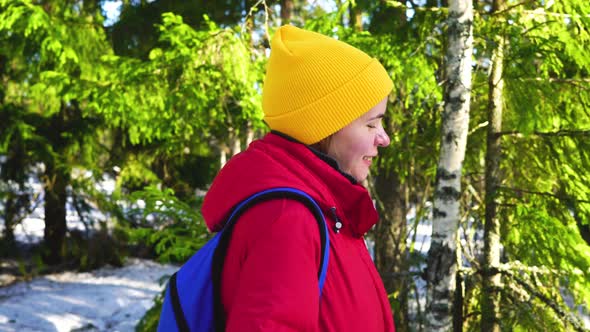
157,187,330,332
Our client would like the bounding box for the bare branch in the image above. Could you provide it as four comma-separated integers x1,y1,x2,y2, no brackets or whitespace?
385,0,447,12
497,185,590,204
491,0,534,17
497,129,590,138
468,121,488,135
242,0,271,43
502,271,588,332
519,77,590,91
525,78,590,83
522,8,590,19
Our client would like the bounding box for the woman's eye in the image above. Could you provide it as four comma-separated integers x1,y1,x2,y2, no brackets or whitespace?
367,124,377,129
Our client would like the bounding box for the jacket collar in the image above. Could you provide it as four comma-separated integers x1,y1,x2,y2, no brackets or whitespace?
264,132,379,237
271,131,358,184
202,132,380,238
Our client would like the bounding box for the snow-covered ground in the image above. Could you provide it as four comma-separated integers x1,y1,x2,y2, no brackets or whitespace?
0,258,177,332
0,172,179,332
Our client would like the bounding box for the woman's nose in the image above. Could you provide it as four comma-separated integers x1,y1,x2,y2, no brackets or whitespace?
376,128,390,147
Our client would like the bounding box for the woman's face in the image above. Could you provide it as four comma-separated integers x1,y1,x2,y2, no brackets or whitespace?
325,97,391,182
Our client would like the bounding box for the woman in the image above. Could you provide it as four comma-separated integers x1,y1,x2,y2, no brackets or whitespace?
201,25,396,332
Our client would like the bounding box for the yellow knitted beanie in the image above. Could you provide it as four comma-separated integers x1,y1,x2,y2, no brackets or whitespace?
262,25,393,145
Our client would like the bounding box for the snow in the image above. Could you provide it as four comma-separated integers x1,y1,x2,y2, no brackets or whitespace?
0,259,178,332
0,174,181,331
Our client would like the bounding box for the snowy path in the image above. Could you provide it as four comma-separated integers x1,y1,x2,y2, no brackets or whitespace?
0,259,178,332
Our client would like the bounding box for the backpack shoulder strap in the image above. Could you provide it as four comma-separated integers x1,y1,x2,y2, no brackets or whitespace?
167,272,190,332
212,187,330,331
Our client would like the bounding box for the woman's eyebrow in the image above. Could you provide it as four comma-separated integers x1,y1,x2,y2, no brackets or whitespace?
368,114,385,121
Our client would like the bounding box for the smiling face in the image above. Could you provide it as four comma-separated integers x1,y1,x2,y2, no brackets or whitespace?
323,97,391,182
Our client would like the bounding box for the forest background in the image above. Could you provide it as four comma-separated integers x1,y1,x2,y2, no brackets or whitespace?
1,0,589,331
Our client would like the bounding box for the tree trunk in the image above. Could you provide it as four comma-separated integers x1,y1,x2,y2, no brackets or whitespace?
218,131,241,169
369,0,407,34
246,122,255,147
482,0,505,330
3,196,17,246
280,0,294,25
231,135,241,156
374,171,408,331
43,160,68,265
219,142,228,169
349,1,363,31
41,102,74,265
425,0,473,330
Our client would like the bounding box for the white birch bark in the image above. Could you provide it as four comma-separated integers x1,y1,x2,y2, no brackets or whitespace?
231,136,241,156
425,0,473,330
219,134,241,170
219,143,228,169
246,123,254,146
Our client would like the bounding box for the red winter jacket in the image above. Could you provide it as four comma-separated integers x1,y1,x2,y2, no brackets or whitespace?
201,132,395,332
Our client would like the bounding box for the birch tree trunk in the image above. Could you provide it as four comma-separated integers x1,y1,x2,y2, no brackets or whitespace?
482,0,505,330
231,135,242,156
219,142,229,169
425,0,473,330
219,133,242,169
246,122,255,147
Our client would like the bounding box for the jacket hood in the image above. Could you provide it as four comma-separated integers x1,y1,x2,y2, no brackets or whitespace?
201,133,379,237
